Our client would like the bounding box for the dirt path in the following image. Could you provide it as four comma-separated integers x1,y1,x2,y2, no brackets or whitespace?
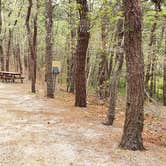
0,83,165,166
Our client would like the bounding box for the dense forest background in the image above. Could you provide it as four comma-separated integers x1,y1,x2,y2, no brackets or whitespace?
0,0,165,103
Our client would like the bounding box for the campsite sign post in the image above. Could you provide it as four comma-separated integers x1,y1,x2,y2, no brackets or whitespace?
52,61,61,92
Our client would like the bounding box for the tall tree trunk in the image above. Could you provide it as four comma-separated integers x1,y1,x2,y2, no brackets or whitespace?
98,14,109,99
45,0,54,98
163,34,166,106
145,5,158,96
66,34,71,92
28,48,31,80
0,0,4,71
150,54,157,97
108,53,114,79
145,22,157,93
66,0,76,93
104,18,124,126
32,1,38,93
75,0,90,107
120,0,145,151
25,0,38,93
69,28,76,93
149,15,157,98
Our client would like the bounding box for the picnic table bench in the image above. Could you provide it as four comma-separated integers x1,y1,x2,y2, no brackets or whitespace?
0,71,24,83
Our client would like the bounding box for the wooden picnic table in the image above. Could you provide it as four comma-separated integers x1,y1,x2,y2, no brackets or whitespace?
0,71,24,83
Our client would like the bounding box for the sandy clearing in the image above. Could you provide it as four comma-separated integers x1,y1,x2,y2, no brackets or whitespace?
0,83,165,166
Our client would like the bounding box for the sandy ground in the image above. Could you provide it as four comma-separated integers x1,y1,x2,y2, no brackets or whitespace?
0,83,165,166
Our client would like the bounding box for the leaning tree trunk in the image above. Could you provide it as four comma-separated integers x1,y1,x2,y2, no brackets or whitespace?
120,0,145,151
75,0,90,107
45,0,54,98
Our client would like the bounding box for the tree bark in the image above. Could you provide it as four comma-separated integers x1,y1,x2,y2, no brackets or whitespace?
98,19,109,99
150,54,157,97
45,0,54,98
32,0,38,93
145,5,158,96
145,23,157,94
120,0,145,151
104,18,124,126
163,34,166,106
67,0,76,93
68,29,76,93
25,0,38,93
75,0,90,107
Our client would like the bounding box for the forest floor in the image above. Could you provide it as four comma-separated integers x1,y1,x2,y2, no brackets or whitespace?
0,82,165,166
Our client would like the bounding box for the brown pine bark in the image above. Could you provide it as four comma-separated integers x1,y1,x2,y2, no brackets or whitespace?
75,0,90,107
45,0,54,98
120,0,145,151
